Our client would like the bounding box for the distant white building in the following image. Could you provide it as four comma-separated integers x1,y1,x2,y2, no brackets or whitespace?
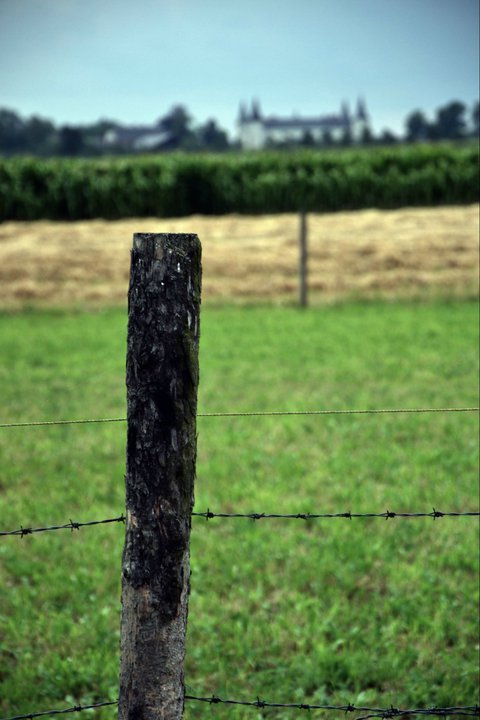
238,99,370,149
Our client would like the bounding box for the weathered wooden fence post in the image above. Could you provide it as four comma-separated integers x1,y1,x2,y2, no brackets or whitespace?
299,211,308,308
119,233,202,720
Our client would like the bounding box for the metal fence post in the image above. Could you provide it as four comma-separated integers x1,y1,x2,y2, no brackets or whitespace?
299,211,308,307
119,233,202,720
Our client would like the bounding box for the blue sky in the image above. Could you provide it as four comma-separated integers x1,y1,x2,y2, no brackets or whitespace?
0,0,478,139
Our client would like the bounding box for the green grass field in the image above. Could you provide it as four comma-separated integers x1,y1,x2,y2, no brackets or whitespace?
0,300,479,719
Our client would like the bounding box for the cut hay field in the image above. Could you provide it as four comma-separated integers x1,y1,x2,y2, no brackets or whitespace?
0,204,478,307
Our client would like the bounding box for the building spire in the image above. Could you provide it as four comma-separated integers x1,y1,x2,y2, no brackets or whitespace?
356,97,368,121
341,101,350,123
252,99,261,120
238,102,248,123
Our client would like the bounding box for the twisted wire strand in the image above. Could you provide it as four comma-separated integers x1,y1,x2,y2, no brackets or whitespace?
1,699,478,720
0,417,126,428
186,696,480,718
198,407,480,418
0,406,478,428
1,509,479,538
193,509,480,521
0,700,117,720
0,515,125,537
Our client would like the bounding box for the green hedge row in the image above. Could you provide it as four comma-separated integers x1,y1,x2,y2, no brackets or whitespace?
0,145,478,220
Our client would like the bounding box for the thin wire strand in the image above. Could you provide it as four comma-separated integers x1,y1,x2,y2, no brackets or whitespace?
0,417,126,428
198,407,480,418
0,406,478,428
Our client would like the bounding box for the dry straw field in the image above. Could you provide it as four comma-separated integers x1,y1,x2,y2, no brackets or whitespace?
0,204,478,307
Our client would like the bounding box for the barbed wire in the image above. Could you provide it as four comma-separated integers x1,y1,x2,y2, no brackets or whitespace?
186,696,480,719
1,508,478,538
2,698,478,720
0,700,117,720
193,509,480,521
0,515,125,537
0,406,478,428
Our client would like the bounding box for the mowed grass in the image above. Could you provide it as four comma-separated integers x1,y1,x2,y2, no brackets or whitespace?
0,300,478,719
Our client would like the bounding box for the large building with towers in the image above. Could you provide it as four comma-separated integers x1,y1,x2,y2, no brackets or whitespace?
237,99,370,149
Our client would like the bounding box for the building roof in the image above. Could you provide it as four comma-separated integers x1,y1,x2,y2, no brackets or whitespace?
103,125,173,149
262,115,349,130
238,99,369,130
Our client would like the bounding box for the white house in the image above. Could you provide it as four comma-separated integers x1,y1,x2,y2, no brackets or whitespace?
237,99,370,149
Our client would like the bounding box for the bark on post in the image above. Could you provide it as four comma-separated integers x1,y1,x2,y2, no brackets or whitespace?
299,211,308,308
119,233,201,720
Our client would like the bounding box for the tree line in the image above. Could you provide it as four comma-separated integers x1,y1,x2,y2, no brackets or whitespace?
0,105,229,156
405,101,479,142
0,100,477,156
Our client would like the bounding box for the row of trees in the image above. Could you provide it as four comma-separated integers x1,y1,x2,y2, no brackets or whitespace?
0,106,229,156
0,100,478,156
154,106,229,151
406,101,479,142
300,101,479,148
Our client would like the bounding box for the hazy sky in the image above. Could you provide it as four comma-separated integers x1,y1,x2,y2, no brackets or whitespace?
0,0,478,138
